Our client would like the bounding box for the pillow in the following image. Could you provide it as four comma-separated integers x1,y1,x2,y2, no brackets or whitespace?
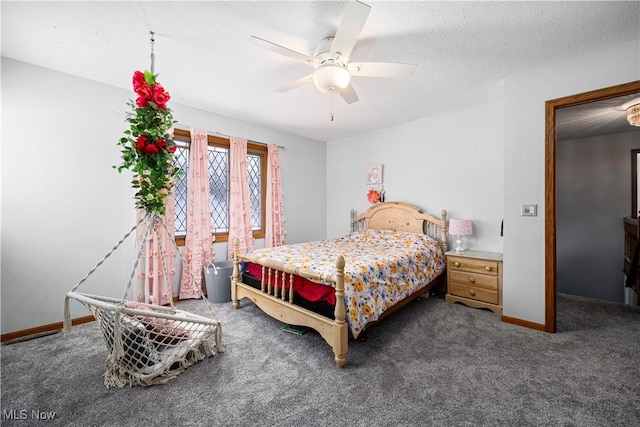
124,301,192,345
99,310,159,370
119,316,159,369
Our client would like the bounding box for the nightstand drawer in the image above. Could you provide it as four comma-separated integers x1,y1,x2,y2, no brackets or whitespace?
448,257,499,276
449,270,498,290
449,282,498,305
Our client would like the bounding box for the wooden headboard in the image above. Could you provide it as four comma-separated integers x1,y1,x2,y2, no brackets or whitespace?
351,201,448,252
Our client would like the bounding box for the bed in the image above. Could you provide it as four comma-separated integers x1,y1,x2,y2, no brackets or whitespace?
231,201,448,367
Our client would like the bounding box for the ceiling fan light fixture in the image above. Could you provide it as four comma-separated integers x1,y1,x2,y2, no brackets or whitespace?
312,63,351,94
627,103,640,127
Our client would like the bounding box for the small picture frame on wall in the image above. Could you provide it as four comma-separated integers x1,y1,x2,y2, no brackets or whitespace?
366,164,383,185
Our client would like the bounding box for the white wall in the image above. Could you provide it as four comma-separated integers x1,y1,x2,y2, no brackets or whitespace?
503,40,640,325
1,58,136,334
327,97,505,253
1,58,326,334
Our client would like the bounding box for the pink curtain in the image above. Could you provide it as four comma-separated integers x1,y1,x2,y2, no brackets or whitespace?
227,137,255,259
265,144,285,248
132,194,177,306
179,128,214,299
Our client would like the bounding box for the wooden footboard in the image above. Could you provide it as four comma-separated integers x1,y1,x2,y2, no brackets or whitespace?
231,240,348,368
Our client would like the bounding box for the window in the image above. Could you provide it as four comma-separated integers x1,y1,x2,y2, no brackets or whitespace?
172,129,267,245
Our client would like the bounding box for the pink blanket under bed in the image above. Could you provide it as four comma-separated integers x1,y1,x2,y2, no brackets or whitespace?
244,229,446,338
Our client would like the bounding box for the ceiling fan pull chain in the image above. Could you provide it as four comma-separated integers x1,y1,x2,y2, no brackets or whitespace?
330,92,335,122
149,31,155,74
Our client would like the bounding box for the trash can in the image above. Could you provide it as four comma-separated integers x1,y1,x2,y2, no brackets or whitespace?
204,261,234,303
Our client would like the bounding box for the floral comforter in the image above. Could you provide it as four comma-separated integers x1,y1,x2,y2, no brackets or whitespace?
246,229,446,338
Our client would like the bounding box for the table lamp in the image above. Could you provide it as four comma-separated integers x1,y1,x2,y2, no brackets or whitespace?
449,218,472,252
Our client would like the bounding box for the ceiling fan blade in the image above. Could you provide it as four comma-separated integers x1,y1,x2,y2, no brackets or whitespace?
330,1,371,58
349,62,417,77
339,83,359,104
250,35,315,65
275,74,313,93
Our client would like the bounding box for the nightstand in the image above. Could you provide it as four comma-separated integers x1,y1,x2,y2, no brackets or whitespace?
445,250,503,314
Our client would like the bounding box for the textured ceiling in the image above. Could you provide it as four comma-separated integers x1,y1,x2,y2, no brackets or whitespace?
557,94,640,141
2,1,639,142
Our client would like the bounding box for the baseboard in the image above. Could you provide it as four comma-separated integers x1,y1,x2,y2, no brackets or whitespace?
501,315,547,332
1,315,95,344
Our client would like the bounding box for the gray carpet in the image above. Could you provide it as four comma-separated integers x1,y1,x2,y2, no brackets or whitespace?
1,294,639,426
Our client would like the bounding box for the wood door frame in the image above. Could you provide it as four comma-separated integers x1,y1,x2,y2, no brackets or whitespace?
545,80,640,333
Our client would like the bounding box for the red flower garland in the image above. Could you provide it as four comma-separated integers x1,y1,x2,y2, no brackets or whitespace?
132,71,170,110
115,70,179,214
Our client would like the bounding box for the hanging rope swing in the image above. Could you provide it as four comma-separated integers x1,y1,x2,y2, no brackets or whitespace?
63,31,224,388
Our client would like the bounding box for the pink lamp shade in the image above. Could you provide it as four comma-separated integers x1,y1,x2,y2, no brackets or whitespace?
449,219,472,236
449,218,472,252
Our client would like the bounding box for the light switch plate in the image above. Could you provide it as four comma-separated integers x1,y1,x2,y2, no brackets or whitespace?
521,204,537,216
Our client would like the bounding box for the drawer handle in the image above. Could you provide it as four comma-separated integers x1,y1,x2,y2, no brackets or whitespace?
454,261,460,267
469,277,476,283
484,266,491,271
469,289,476,296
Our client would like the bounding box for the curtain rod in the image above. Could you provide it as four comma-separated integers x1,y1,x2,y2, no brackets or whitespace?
174,124,285,150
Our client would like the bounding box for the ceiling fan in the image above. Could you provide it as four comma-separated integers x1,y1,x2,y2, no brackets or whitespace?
251,0,416,104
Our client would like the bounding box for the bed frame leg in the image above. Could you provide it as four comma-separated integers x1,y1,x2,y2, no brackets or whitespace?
333,255,347,368
334,326,347,368
335,353,346,368
232,238,240,309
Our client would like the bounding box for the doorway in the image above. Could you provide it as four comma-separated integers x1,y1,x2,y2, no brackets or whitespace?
544,80,640,333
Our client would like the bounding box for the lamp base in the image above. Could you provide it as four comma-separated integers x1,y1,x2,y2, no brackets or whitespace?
453,236,466,252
